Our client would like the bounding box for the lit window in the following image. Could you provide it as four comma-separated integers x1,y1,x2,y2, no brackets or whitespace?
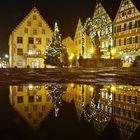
28,50,33,55
28,84,33,91
102,42,104,48
106,41,108,47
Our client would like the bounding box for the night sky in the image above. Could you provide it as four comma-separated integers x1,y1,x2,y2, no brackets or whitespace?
0,0,121,55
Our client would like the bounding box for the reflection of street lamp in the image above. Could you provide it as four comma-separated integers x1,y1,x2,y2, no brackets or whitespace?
4,54,9,59
111,49,116,59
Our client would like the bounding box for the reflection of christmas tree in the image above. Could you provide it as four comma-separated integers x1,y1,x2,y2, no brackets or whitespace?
46,83,67,117
44,22,66,66
82,85,112,122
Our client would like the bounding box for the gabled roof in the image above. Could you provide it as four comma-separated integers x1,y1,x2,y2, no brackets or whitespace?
93,0,139,22
12,6,52,33
92,0,121,21
93,0,113,21
73,18,83,39
113,0,140,23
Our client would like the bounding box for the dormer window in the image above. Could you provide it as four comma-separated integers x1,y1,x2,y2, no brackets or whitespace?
27,21,31,26
33,15,37,20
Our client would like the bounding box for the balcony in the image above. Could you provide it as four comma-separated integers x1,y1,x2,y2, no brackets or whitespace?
24,53,45,58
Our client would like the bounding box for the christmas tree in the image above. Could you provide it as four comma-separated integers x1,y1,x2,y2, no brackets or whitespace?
44,22,66,66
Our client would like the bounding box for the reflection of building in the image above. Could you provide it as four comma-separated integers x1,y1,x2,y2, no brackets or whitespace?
62,83,74,103
9,7,53,68
70,83,140,138
113,85,140,139
9,83,140,138
113,0,140,63
92,0,113,58
9,84,53,130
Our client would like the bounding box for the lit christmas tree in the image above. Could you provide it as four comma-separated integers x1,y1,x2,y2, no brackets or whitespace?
44,22,66,66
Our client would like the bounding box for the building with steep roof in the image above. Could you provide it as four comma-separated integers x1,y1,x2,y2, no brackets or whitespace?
9,7,53,68
113,0,140,63
92,0,113,59
73,18,92,59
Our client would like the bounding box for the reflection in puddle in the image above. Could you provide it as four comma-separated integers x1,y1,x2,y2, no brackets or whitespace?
9,83,140,139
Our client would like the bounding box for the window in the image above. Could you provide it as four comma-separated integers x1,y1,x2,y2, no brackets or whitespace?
24,28,28,33
129,22,132,29
33,15,37,20
138,20,140,27
33,29,37,35
79,40,81,45
129,37,132,44
124,38,126,45
36,38,42,45
135,36,138,43
124,0,129,5
17,86,23,92
17,96,23,103
28,37,34,44
17,37,23,43
124,23,126,31
29,96,34,103
17,48,23,55
38,22,42,27
27,21,31,26
119,39,121,46
42,29,45,34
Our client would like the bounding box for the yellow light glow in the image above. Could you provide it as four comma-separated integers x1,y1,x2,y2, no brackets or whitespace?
90,87,94,91
90,48,94,54
111,49,116,54
71,83,74,87
111,85,116,92
84,54,86,58
69,53,74,60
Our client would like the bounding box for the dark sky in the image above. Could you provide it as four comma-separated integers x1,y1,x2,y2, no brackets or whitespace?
0,0,121,55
